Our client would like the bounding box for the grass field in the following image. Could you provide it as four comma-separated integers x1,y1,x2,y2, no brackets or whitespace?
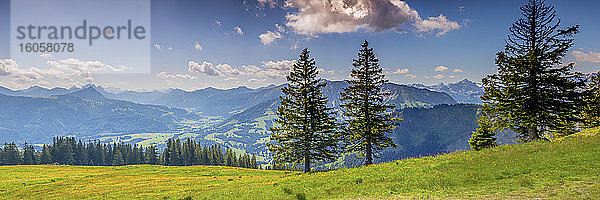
1,127,599,199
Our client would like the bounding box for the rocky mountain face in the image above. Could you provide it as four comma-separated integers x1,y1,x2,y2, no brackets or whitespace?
410,79,484,104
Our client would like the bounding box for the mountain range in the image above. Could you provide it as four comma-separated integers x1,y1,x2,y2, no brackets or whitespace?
0,79,495,165
409,79,484,103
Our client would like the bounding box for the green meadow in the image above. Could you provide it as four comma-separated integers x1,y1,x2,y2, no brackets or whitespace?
1,127,599,199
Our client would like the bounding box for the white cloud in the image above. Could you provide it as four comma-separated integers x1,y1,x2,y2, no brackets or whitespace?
240,60,296,79
156,72,198,80
0,59,20,76
189,61,222,76
46,58,130,73
234,26,244,35
216,64,241,75
167,47,173,50
453,68,463,73
242,65,261,73
154,43,161,50
405,74,416,78
40,54,53,58
284,0,460,36
414,14,461,37
386,68,409,74
259,31,282,45
0,58,130,89
432,74,445,79
194,42,203,51
434,65,449,72
572,50,600,64
257,60,296,78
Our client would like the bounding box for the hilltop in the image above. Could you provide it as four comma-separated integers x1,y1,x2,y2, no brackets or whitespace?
1,127,598,199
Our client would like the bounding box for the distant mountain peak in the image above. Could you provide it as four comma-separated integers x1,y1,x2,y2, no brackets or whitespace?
66,86,106,100
457,79,472,83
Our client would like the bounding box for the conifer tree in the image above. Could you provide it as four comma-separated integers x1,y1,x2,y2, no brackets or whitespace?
112,148,124,166
251,154,257,169
583,73,600,128
39,145,52,164
144,145,159,164
268,48,339,172
2,143,21,165
340,40,399,165
469,111,498,151
22,143,36,165
481,0,583,141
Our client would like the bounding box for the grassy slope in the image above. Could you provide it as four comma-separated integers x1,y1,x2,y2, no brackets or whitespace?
1,127,599,199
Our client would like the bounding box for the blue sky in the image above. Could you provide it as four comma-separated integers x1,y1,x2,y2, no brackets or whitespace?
0,0,599,91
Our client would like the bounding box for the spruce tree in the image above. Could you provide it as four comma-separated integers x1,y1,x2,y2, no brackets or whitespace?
3,143,21,165
112,148,124,166
469,111,498,151
22,143,36,165
39,145,52,164
583,73,600,128
481,0,583,141
340,40,399,165
268,48,339,173
144,145,159,164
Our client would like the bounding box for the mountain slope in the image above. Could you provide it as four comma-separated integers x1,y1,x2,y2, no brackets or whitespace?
1,127,598,199
0,87,201,143
201,103,486,164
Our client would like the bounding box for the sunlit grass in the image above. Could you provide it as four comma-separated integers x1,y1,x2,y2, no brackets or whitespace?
1,128,599,199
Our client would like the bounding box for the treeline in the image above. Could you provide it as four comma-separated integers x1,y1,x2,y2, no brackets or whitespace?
0,137,258,168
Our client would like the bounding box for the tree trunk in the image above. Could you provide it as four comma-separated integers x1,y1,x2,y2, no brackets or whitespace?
304,156,310,173
365,141,373,165
528,126,540,142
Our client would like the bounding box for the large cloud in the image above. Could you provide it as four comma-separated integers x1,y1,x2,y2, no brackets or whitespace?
189,61,223,76
284,0,460,36
216,64,241,75
0,58,130,89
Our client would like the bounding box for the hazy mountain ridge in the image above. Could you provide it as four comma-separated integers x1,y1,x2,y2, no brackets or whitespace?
0,87,202,143
0,80,459,116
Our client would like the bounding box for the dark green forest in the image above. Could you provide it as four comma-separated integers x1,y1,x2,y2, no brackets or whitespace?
0,137,258,168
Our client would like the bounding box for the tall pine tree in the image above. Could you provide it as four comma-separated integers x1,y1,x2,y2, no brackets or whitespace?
268,48,339,173
481,0,583,141
340,40,399,165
